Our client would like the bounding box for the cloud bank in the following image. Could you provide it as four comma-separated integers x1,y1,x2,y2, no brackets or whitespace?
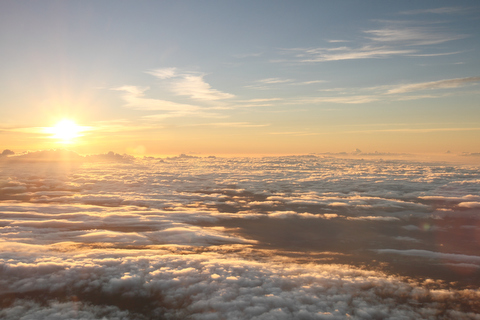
0,155,479,318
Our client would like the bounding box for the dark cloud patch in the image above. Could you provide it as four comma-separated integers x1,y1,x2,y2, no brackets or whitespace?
0,149,14,157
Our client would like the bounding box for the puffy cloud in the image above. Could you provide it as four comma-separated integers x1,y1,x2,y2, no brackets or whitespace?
170,74,235,101
147,68,234,101
1,155,480,318
114,85,200,111
1,247,479,319
458,202,480,209
0,149,14,157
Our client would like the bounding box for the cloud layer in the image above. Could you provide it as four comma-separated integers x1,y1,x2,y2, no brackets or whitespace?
0,154,479,318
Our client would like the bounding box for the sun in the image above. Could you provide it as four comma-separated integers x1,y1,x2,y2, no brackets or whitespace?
45,119,84,143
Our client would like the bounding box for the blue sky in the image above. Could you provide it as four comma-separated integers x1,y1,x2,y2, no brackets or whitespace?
1,0,479,155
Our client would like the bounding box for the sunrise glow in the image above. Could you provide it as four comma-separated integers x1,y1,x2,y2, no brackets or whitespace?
0,1,479,319
44,119,85,143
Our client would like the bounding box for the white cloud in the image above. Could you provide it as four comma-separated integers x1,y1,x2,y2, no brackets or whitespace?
146,67,177,79
170,74,235,100
327,39,350,43
1,156,480,318
147,69,235,101
114,85,200,111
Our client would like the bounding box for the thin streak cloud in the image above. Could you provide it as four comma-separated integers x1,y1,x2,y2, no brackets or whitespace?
364,27,467,45
400,7,470,15
297,46,417,62
387,77,480,94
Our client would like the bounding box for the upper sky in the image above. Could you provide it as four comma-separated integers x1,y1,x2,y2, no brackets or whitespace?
1,0,479,156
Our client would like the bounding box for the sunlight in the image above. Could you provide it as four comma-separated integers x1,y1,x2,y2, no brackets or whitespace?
45,119,85,143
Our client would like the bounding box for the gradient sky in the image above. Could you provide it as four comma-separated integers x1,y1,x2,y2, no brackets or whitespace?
1,0,479,156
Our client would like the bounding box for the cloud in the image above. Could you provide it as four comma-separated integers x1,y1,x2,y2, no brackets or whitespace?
147,69,235,101
0,149,14,157
295,95,380,104
387,77,480,94
170,74,235,100
256,78,293,84
287,76,479,105
296,45,416,62
364,27,466,45
292,80,327,85
5,149,84,162
1,156,480,318
237,98,283,103
114,85,200,111
376,249,480,265
327,39,350,43
146,67,177,79
458,202,480,209
400,7,469,15
408,51,464,57
284,20,468,63
1,246,480,319
193,122,270,128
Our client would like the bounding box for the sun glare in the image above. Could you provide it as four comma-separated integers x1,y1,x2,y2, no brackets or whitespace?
46,119,84,143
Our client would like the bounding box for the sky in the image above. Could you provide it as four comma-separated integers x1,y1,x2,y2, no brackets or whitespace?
1,0,479,156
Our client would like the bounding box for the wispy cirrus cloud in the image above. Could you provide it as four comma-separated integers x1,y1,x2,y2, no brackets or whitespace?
284,19,468,63
408,51,464,57
247,78,326,90
146,67,177,79
343,127,480,134
327,39,350,43
364,27,467,46
291,80,327,85
143,111,227,121
257,77,294,84
295,95,380,104
387,77,480,94
194,122,270,128
289,76,479,106
400,6,469,15
295,45,416,62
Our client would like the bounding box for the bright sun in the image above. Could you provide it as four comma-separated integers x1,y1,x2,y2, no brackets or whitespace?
46,119,84,143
